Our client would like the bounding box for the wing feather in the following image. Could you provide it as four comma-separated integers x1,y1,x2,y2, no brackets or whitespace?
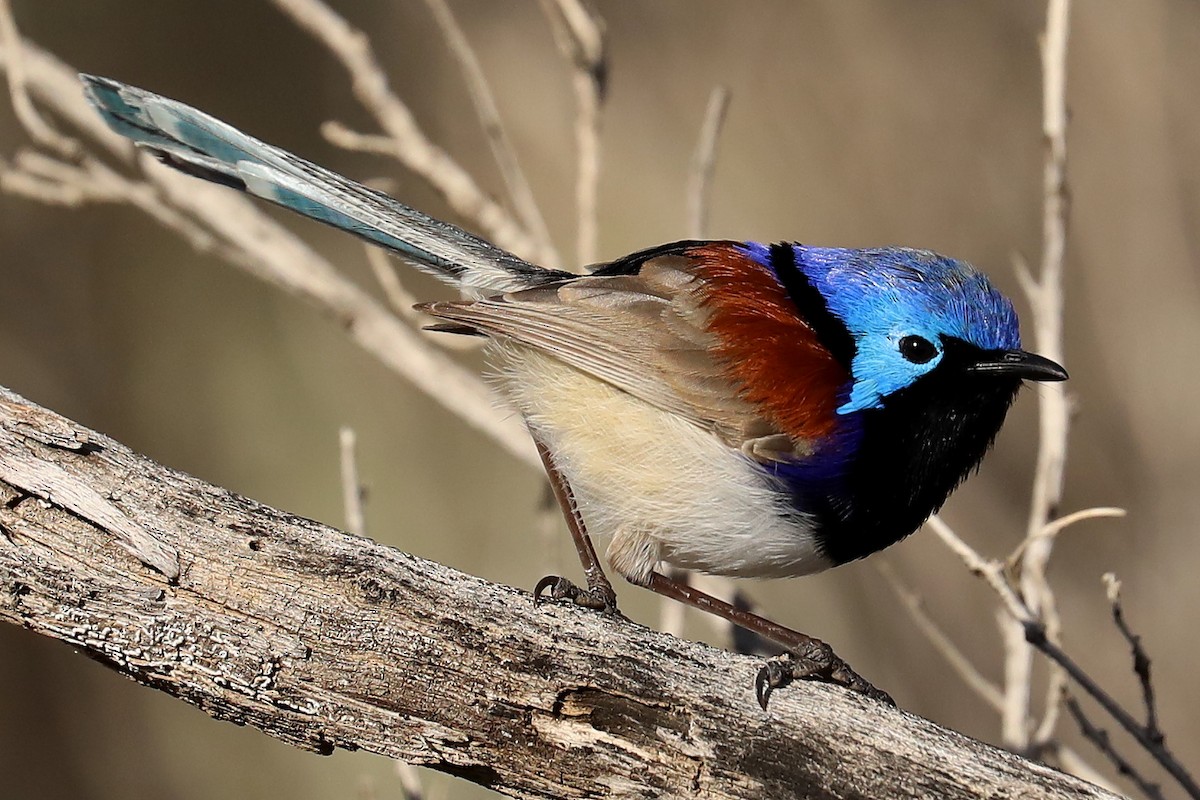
422,256,778,445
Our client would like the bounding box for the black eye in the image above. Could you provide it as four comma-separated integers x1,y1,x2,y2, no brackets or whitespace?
899,335,938,364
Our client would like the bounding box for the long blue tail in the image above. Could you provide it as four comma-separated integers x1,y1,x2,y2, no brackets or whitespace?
81,75,569,294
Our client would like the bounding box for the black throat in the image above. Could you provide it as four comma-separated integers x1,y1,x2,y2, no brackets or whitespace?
805,363,1023,566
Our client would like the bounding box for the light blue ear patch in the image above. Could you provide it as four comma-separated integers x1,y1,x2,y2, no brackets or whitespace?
834,330,947,414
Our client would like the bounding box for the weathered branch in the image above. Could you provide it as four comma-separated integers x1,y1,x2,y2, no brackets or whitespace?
0,387,1116,799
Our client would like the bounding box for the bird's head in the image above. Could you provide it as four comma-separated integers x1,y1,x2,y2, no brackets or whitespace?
707,242,1071,562
753,244,1067,414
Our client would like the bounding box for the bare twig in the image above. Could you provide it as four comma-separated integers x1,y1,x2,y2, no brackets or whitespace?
932,515,1200,798
270,0,552,266
927,516,1030,622
421,0,558,266
876,561,1004,712
1006,507,1127,568
154,165,539,467
687,85,731,239
0,0,79,158
538,0,605,267
339,427,367,538
394,761,426,800
1104,574,1161,744
1,148,231,260
1003,0,1073,750
1065,697,1165,800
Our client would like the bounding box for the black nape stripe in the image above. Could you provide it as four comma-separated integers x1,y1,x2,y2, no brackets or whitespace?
588,239,714,276
768,242,856,369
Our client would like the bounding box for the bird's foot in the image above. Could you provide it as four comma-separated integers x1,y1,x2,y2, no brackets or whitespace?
533,574,620,614
755,641,894,709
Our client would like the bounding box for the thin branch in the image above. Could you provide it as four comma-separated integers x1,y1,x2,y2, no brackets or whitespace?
270,0,553,265
339,427,367,538
421,0,558,265
152,164,539,467
687,85,731,239
0,18,538,469
538,0,605,267
2,148,234,260
1001,0,1073,751
876,561,1004,712
0,16,573,714
1104,574,1162,744
394,761,426,800
0,0,79,158
926,516,1029,622
1065,697,1165,800
1007,507,1127,568
932,515,1200,798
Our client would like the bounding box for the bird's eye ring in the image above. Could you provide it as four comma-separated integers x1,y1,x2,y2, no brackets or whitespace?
899,335,938,364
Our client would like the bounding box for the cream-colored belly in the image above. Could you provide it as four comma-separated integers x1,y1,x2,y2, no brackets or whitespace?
499,346,832,584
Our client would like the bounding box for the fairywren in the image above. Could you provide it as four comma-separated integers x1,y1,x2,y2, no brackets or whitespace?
82,75,1067,706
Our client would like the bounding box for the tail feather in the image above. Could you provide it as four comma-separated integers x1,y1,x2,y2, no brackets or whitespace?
81,74,569,293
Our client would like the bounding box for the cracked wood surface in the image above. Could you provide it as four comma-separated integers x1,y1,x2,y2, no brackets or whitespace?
0,386,1117,799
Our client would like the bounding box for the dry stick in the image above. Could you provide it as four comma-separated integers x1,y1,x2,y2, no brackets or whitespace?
878,577,1119,798
1006,507,1126,570
1001,0,1073,751
0,0,78,158
538,0,605,268
339,427,367,538
394,761,426,800
270,0,552,266
155,166,539,469
1103,575,1161,742
687,86,732,241
3,149,230,262
421,0,558,266
1022,506,1126,749
1065,697,1165,800
876,561,1004,712
930,517,1200,798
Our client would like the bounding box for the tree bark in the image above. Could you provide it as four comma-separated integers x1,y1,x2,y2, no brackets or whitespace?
0,386,1116,800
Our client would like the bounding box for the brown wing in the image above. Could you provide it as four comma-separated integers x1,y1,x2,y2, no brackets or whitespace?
420,254,782,446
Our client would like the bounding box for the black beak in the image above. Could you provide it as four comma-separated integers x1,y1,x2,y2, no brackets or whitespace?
967,349,1068,382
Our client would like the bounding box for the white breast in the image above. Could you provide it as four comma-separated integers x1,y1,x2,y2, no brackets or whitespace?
498,345,833,584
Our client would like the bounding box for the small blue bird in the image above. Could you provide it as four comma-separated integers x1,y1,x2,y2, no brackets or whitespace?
82,75,1067,705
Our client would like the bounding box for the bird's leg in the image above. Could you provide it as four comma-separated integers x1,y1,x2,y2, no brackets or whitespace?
530,436,619,613
643,571,894,708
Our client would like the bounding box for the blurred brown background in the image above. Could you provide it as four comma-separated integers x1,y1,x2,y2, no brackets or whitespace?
2,1,1198,798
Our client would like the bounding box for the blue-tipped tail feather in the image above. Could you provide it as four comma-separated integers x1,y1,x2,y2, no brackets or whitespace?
80,74,565,293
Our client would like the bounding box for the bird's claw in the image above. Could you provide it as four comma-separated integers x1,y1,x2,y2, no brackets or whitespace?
533,574,619,614
755,643,895,710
